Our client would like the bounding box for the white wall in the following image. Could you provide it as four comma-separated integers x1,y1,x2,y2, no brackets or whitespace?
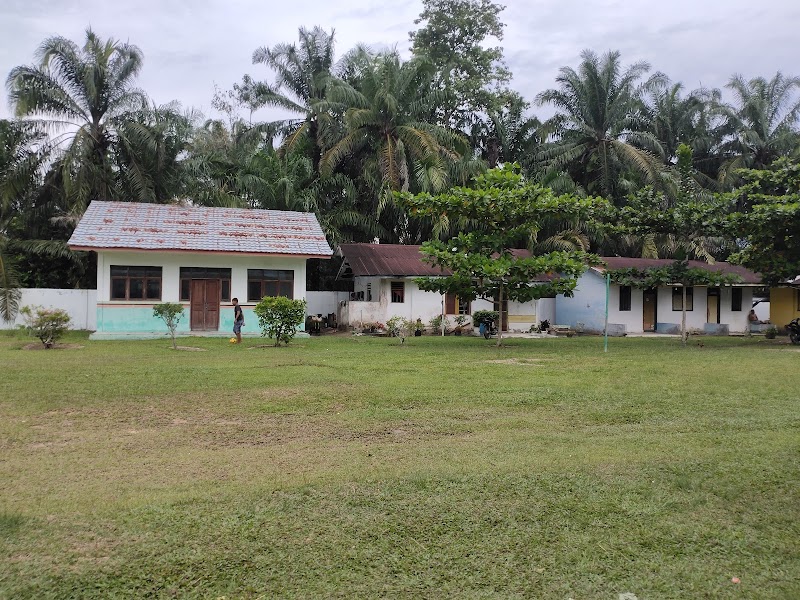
97,250,307,304
306,291,349,318
1,289,96,330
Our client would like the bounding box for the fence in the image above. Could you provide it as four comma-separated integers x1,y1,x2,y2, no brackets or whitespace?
1,289,97,330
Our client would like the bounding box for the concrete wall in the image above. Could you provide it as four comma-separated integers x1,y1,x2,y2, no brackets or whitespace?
306,291,349,319
769,287,800,330
94,250,308,337
555,270,754,334
1,289,96,330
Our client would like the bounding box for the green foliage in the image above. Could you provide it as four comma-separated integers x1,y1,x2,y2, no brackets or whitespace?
386,315,413,341
19,305,71,348
409,0,512,130
397,165,609,344
471,310,498,327
253,296,307,346
725,158,800,285
429,314,451,335
153,302,185,350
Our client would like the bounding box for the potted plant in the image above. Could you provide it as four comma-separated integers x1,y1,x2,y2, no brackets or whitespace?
765,326,778,339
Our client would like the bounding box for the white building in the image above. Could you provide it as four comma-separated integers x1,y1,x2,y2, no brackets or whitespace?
336,243,555,332
67,201,332,339
555,257,762,335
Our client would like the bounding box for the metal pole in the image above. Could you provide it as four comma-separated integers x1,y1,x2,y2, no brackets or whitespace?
441,294,445,337
604,272,610,353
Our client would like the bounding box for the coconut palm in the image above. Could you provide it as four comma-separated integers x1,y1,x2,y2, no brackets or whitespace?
6,29,153,211
716,72,800,186
536,50,666,203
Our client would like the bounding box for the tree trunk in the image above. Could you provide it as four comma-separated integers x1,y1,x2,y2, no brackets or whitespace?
681,285,688,346
496,285,504,348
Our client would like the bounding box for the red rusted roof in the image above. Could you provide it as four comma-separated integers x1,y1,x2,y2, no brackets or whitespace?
68,201,332,257
337,244,540,278
595,257,761,284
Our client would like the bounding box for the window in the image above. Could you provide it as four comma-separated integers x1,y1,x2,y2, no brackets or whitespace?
390,281,405,303
247,269,294,302
445,293,471,314
366,283,372,302
731,287,743,312
672,286,693,311
179,268,231,302
619,286,632,311
110,266,162,300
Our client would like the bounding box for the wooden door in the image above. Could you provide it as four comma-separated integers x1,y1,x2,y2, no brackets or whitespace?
493,299,509,331
643,289,657,331
707,290,719,324
190,279,221,331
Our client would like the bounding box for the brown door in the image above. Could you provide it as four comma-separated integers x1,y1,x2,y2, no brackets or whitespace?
190,279,221,331
493,299,509,331
643,289,657,331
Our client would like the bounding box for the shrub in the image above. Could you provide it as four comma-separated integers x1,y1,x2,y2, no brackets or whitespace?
472,310,499,327
153,303,185,350
765,326,778,339
429,314,451,335
254,296,307,346
19,305,71,348
386,316,413,342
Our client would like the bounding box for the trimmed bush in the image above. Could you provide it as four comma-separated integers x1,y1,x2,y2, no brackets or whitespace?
254,297,307,346
20,305,71,348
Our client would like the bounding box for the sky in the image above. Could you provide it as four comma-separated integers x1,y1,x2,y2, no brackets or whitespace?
1,0,798,122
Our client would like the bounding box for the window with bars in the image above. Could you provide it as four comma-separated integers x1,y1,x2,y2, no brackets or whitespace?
247,269,294,302
618,286,632,311
110,266,162,301
390,282,405,303
179,268,232,302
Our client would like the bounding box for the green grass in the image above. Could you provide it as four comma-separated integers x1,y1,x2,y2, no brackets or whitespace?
1,331,798,598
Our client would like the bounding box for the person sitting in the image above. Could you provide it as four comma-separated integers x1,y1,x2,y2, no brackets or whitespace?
748,309,761,324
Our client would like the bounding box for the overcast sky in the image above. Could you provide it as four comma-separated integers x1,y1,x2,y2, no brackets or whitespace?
1,0,798,122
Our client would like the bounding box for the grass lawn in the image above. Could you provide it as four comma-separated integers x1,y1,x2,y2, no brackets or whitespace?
1,331,798,598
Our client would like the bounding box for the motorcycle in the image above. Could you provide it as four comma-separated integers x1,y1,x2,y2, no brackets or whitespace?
788,318,800,345
478,316,498,339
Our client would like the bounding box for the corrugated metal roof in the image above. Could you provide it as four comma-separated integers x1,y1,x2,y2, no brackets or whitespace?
337,244,546,279
595,257,761,284
67,201,333,257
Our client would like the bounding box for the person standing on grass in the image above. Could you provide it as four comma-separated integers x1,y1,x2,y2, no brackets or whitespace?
233,297,245,343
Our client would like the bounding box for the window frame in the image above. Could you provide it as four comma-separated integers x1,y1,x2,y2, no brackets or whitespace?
247,269,294,302
618,285,632,312
672,286,694,311
390,281,405,303
731,287,743,312
110,266,162,301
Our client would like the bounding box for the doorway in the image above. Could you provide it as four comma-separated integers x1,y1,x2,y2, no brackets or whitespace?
190,279,220,331
493,298,509,331
707,288,720,324
643,288,657,331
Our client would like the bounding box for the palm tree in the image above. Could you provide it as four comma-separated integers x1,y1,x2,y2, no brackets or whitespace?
6,29,150,211
0,120,46,321
536,50,666,202
320,50,469,242
716,72,800,186
238,26,338,170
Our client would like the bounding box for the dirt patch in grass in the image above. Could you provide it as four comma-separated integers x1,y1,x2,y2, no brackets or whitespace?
485,358,544,366
171,346,207,352
21,343,84,351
